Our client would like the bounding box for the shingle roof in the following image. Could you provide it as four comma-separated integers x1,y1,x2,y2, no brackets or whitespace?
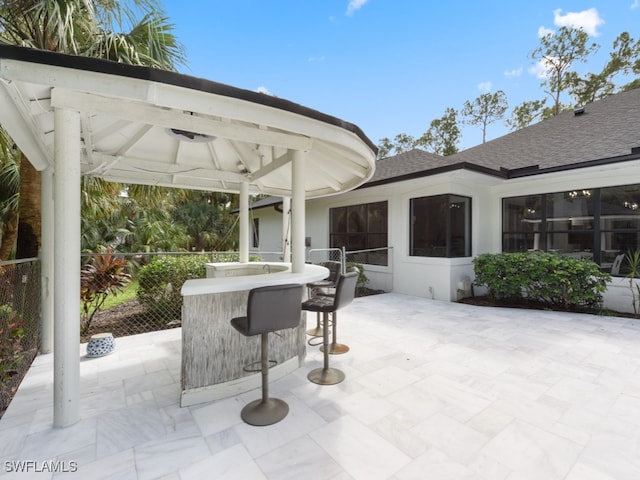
451,87,640,171
365,88,640,187
368,149,445,183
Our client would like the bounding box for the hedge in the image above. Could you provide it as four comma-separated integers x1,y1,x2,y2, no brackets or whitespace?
472,252,611,310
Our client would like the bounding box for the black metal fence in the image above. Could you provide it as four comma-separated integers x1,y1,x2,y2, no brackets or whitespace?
0,258,40,417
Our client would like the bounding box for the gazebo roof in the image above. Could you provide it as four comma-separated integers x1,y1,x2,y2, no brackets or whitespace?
0,44,376,198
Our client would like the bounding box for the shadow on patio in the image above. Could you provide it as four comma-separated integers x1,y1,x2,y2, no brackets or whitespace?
1,293,640,479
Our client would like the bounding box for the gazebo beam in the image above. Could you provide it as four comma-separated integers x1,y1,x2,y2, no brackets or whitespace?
51,88,313,152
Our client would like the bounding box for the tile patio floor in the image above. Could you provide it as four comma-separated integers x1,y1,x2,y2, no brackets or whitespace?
1,293,640,479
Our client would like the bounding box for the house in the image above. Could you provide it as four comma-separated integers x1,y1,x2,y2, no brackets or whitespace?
250,88,640,312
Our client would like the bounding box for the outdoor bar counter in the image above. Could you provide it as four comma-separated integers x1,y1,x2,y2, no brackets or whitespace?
179,262,328,406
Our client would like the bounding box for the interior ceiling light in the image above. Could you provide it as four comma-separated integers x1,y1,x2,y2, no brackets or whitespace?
166,128,216,143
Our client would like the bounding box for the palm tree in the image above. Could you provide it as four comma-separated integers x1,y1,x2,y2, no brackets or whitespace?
0,129,20,259
0,0,185,259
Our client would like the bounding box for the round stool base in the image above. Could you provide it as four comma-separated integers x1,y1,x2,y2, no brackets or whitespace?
320,343,349,355
306,327,324,337
307,367,345,385
241,398,289,426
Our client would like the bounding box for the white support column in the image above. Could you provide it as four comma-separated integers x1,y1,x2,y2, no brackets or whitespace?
53,107,81,428
291,150,306,273
282,197,291,263
40,166,54,354
239,181,249,263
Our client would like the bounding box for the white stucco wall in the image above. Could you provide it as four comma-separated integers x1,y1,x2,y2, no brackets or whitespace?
252,159,640,312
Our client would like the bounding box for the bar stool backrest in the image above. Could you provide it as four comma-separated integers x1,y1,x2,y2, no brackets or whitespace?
321,261,342,283
333,270,359,311
245,284,303,336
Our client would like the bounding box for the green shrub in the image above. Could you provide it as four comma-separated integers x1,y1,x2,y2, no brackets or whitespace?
0,305,24,383
80,250,131,334
346,261,368,289
473,252,610,310
137,255,209,321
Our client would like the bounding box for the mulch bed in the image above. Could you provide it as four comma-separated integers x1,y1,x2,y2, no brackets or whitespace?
459,295,638,319
81,299,179,343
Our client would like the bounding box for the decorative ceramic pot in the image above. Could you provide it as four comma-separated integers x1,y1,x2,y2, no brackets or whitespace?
86,332,115,357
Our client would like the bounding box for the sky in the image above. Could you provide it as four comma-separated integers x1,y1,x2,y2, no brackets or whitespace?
161,1,640,152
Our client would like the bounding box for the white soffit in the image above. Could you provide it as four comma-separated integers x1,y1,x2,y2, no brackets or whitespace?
0,45,376,198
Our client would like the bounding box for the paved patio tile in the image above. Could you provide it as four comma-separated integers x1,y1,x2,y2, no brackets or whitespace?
2,293,640,479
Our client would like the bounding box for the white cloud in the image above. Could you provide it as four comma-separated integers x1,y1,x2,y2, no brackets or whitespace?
632,0,639,9
553,8,604,36
477,81,492,92
529,58,555,79
256,86,273,96
504,67,523,78
537,25,555,38
308,56,326,63
346,0,369,16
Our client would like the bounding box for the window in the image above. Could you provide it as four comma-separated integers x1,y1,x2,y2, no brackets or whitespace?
410,194,472,258
503,184,640,274
329,201,388,266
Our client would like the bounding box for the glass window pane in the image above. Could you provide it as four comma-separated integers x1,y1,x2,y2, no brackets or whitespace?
601,232,640,256
601,184,640,230
329,201,388,266
410,194,471,258
450,195,471,257
547,232,593,257
411,195,446,257
367,202,387,233
503,233,541,252
330,234,346,249
331,207,346,233
347,205,366,233
546,191,594,230
503,195,543,232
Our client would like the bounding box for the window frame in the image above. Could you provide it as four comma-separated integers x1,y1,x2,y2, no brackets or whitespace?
329,201,388,266
409,193,472,258
502,184,640,275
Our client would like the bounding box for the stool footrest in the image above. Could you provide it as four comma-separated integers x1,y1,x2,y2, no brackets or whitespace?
242,359,277,373
320,343,349,354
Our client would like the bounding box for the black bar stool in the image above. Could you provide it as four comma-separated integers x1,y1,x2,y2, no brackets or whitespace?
305,261,341,337
318,266,359,355
230,283,303,426
302,270,358,385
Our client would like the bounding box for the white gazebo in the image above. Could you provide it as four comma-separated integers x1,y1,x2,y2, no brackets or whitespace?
0,44,376,427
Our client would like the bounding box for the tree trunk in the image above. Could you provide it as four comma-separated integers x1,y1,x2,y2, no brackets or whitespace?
16,154,41,258
0,209,18,260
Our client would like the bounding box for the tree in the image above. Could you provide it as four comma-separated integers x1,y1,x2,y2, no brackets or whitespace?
506,99,549,131
417,107,460,156
461,90,508,143
0,0,186,259
531,26,599,116
569,32,640,105
0,132,19,260
377,133,417,159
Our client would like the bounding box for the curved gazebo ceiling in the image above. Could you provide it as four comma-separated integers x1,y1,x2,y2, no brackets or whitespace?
0,44,376,198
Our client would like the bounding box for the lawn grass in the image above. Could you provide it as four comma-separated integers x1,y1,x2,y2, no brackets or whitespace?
99,279,139,310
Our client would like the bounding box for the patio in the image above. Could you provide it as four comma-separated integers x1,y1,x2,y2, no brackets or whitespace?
2,293,640,480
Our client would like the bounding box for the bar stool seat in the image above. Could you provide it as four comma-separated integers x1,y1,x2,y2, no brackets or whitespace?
230,283,303,426
302,270,358,385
